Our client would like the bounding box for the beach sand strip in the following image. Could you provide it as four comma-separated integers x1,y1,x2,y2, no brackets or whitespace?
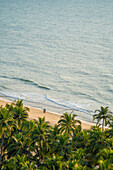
0,99,92,130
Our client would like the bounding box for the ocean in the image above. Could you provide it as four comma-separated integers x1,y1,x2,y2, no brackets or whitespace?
0,0,113,123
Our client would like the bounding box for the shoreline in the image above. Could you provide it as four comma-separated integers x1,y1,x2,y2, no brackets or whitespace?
0,98,94,130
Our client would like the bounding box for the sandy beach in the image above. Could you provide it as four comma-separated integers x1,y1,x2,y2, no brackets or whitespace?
0,99,92,130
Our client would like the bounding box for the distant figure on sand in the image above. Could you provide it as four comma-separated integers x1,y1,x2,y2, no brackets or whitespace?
43,109,46,113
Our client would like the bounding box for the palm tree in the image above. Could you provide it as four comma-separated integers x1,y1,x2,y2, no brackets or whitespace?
21,120,37,160
58,112,81,136
72,130,88,149
12,100,29,132
93,106,113,132
0,105,13,163
31,117,50,165
1,154,37,170
85,126,110,167
98,159,113,170
97,148,113,163
66,159,84,170
6,120,36,162
52,133,72,161
16,154,37,170
7,133,28,158
43,154,64,169
48,124,60,144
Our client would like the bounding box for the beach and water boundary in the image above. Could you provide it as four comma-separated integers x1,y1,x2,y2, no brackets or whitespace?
0,96,96,130
0,89,96,122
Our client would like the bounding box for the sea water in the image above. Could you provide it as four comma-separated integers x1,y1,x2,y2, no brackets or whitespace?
0,0,113,123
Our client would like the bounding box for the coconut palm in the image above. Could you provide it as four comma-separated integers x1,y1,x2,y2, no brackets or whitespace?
21,120,37,160
93,106,113,132
49,124,60,138
98,159,113,170
0,106,13,163
43,154,64,169
15,154,37,170
52,133,72,161
66,159,85,170
12,100,29,132
72,130,89,149
85,126,110,167
47,124,60,146
1,100,113,169
1,154,37,170
7,133,29,158
58,112,81,136
97,148,113,163
6,120,36,162
31,117,50,165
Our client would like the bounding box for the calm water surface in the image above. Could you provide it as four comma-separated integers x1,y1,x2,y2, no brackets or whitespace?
0,0,113,122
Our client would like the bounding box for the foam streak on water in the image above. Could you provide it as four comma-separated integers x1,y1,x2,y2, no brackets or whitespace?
0,0,113,123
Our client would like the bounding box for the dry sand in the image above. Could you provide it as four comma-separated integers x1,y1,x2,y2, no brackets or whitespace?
0,99,92,130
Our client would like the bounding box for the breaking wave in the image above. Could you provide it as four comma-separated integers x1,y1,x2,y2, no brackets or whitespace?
0,75,50,90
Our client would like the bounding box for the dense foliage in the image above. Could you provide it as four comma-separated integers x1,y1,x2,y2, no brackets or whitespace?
0,100,113,169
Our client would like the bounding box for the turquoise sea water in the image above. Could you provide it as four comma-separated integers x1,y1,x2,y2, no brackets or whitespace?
0,0,113,122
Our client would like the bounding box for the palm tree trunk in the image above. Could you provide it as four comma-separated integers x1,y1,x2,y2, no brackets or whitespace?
0,129,4,163
102,118,104,132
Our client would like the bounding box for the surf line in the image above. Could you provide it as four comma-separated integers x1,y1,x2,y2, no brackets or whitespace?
45,96,93,116
0,91,65,109
0,91,24,100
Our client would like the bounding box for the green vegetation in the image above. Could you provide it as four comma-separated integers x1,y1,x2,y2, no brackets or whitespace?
0,100,113,169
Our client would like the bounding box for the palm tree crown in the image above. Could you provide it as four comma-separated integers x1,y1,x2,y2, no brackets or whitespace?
93,106,113,132
58,112,81,135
